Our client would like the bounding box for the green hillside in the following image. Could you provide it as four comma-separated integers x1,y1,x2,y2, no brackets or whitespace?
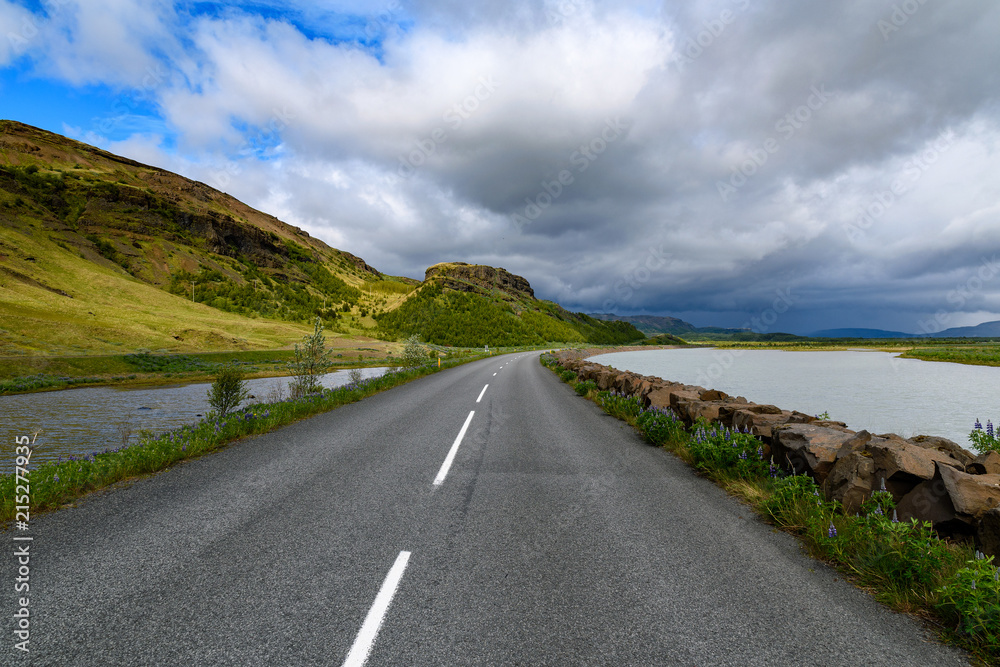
375,264,644,347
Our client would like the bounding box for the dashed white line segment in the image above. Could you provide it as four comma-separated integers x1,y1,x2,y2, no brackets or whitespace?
433,410,475,486
342,550,412,667
476,384,488,403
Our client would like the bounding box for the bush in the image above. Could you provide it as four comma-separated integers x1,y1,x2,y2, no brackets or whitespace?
688,419,769,479
573,380,598,396
289,317,332,397
971,419,999,453
635,406,687,447
402,334,426,367
559,369,577,382
207,363,250,417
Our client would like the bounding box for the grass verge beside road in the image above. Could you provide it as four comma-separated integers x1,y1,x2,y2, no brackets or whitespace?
543,354,999,665
2,354,486,521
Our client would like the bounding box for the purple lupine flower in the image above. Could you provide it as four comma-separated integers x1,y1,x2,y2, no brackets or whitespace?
879,477,886,492
828,522,837,538
892,510,899,523
975,419,983,430
875,505,883,516
53,475,59,482
988,421,995,438
739,451,747,460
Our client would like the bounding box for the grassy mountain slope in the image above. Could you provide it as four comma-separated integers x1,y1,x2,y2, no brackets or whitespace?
376,262,644,347
0,121,408,354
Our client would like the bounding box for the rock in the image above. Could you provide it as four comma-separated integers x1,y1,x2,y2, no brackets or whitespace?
909,435,976,469
700,389,728,401
938,465,1000,519
897,463,1000,538
967,451,1000,475
772,424,861,483
866,436,966,501
595,369,618,391
977,507,1000,557
824,450,876,514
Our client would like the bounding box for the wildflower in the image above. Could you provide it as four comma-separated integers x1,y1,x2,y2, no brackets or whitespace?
874,505,883,516
53,475,59,482
182,446,186,452
974,419,983,431
892,510,899,523
971,580,976,591
879,477,886,492
828,522,837,538
989,421,995,438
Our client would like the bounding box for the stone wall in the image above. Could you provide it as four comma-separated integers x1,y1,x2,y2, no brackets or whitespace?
553,350,1000,556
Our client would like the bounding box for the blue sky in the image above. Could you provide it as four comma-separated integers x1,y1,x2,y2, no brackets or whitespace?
2,0,999,334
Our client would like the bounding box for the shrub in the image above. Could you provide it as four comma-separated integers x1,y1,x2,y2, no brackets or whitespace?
971,419,999,453
289,317,332,397
402,334,426,367
688,419,769,479
573,380,598,396
635,406,687,447
207,363,250,417
559,369,577,383
597,390,643,421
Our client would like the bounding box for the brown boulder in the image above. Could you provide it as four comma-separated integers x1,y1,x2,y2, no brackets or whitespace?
772,424,861,483
897,463,1000,538
700,389,728,401
939,465,1000,519
909,435,976,469
866,437,966,501
967,451,1000,475
823,449,876,514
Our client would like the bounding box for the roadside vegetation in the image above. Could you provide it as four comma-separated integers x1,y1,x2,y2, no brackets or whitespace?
543,354,1000,665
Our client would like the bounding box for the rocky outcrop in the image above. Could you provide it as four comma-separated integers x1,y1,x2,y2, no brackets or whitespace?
552,350,1000,554
424,262,535,299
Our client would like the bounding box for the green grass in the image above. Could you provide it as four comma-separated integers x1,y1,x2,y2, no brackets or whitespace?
902,344,1000,367
542,354,999,664
2,353,487,519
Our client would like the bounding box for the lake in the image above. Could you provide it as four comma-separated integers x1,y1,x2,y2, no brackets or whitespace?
589,348,998,449
0,367,388,473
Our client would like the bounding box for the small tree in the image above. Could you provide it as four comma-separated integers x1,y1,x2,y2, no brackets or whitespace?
289,317,333,397
208,363,250,417
402,334,426,367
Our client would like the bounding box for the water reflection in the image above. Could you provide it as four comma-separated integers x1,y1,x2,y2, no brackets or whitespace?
0,368,388,473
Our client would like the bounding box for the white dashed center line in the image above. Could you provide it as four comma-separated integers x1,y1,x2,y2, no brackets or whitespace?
342,551,412,667
476,384,489,403
433,410,475,486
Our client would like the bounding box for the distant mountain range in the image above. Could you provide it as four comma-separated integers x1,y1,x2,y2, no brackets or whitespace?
592,312,1000,340
589,314,748,336
812,321,1000,339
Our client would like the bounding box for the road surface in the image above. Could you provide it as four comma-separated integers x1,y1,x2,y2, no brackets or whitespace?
5,352,970,665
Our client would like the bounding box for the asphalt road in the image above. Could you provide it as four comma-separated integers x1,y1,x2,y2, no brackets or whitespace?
4,352,972,665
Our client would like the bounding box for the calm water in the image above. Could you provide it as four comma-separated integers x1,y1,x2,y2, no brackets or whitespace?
590,349,999,448
0,368,388,473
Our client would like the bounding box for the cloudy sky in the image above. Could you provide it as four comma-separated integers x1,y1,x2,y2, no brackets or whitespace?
2,0,999,334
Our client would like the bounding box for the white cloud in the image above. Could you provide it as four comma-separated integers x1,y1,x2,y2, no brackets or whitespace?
7,0,1000,332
